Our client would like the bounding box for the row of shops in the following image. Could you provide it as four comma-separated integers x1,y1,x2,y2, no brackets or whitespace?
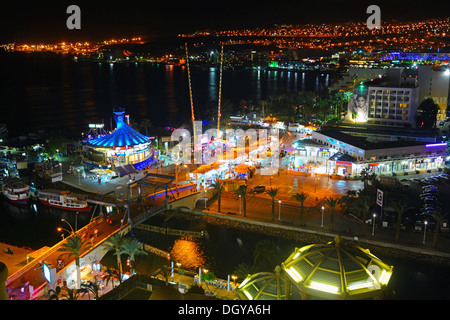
287,129,448,178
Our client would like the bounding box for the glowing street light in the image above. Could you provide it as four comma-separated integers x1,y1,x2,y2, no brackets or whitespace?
239,195,242,215
278,199,282,220
372,214,376,235
321,206,325,227
423,221,428,244
61,218,75,234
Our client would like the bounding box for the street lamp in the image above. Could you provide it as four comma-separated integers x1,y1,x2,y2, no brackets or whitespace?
239,195,242,215
372,214,376,235
57,227,72,239
321,206,324,227
423,221,428,244
77,168,81,185
278,199,282,220
61,218,75,234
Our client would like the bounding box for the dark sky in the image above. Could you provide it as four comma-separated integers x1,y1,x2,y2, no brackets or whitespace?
1,0,449,43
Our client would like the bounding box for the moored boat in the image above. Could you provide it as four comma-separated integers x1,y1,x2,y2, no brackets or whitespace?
2,178,30,204
38,189,92,212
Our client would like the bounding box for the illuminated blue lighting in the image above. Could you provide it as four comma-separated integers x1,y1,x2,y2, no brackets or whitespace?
426,143,447,148
87,109,149,148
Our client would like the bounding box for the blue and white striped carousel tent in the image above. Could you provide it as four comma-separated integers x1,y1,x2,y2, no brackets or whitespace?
87,110,150,148
84,109,155,172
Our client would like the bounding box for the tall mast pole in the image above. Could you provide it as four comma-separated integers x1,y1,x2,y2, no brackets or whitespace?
217,43,224,133
185,43,195,136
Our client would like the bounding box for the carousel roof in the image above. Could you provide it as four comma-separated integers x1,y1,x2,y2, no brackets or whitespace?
87,110,149,148
281,236,393,300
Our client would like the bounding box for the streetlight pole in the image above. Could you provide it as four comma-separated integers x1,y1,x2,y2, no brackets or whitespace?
278,199,282,220
321,206,324,227
423,221,428,244
239,195,242,215
372,214,376,235
61,218,75,234
77,168,81,185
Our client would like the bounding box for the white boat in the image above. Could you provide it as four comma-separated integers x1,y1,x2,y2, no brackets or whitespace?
38,189,92,212
2,178,30,204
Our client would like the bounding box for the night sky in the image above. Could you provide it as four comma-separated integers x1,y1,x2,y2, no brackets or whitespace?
1,0,449,43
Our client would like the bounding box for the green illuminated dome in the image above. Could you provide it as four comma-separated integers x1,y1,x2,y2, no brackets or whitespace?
237,266,289,300
281,236,393,300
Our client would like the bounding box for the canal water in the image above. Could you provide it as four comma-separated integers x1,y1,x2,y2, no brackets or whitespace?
135,214,450,300
1,196,449,299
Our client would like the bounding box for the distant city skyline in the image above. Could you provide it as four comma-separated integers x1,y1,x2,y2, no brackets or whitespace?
1,1,449,43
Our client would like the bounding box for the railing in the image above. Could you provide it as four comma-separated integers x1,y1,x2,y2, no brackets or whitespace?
136,224,204,238
6,216,104,287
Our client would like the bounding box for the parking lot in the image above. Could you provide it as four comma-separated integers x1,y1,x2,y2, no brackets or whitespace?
401,173,450,232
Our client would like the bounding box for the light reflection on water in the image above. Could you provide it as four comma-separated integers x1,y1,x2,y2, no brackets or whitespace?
1,53,336,137
137,215,450,300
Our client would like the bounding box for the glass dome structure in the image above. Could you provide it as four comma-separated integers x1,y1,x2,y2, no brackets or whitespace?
237,266,290,300
281,236,393,300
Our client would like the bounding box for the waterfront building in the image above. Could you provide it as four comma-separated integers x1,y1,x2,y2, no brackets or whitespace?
83,109,156,174
343,70,419,128
311,128,447,177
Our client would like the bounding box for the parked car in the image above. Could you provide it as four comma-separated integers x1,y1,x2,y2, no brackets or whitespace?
251,185,266,193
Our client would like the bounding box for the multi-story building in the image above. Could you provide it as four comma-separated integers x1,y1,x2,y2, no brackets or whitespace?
417,65,450,119
343,70,419,128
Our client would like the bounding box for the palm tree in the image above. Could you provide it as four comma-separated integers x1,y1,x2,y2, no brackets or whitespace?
352,196,371,236
430,211,444,249
360,168,377,190
57,235,91,289
120,237,148,275
338,189,358,215
102,267,120,289
323,197,339,231
252,240,279,273
81,280,100,300
233,262,253,282
212,180,224,212
64,288,84,300
266,187,279,221
103,233,125,283
48,286,62,300
140,118,153,136
389,199,413,242
234,184,248,217
291,192,309,226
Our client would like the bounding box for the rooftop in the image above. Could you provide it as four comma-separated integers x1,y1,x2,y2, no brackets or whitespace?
86,109,149,148
315,129,432,151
